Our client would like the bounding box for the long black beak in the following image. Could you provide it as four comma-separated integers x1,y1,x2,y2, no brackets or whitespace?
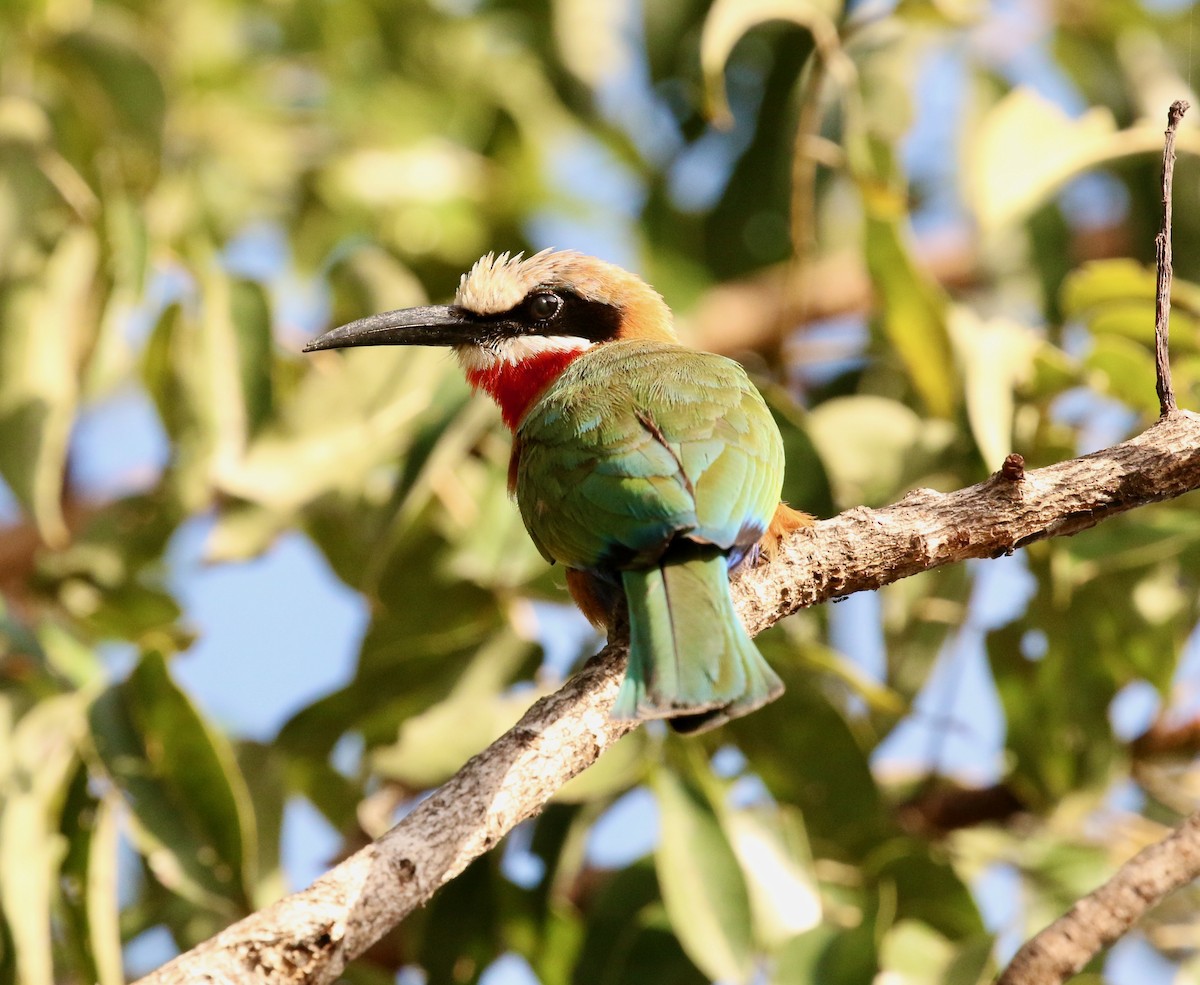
303,304,481,352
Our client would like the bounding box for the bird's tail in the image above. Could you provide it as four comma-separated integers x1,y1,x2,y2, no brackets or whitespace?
611,547,784,734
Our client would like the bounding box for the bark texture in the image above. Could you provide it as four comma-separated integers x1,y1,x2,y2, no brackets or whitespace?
996,811,1200,985
135,410,1200,985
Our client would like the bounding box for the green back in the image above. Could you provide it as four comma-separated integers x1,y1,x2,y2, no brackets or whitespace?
515,339,784,571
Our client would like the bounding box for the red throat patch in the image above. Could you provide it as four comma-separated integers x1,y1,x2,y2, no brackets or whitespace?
465,347,586,430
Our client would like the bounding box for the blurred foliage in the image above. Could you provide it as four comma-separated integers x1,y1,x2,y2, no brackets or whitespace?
2,0,1200,982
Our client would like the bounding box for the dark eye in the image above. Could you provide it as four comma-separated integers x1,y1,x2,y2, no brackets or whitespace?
529,291,562,321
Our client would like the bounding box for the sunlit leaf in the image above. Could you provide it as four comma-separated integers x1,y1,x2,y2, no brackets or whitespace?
800,639,907,715
0,226,95,545
950,307,1043,470
724,806,821,949
86,796,124,985
1085,334,1159,415
654,769,755,983
771,926,833,984
89,652,256,912
864,213,958,419
763,386,835,520
212,346,467,534
699,0,843,128
807,395,953,506
965,87,1200,231
371,630,543,788
1062,259,1200,351
234,743,288,909
0,694,87,985
877,920,955,984
895,0,987,25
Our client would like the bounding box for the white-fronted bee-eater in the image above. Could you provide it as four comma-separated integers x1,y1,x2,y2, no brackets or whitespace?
305,250,811,732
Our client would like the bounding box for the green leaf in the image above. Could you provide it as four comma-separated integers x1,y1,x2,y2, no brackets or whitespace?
230,278,275,437
781,924,878,984
417,853,499,985
574,863,706,985
1062,259,1155,326
141,261,271,512
50,30,165,157
874,842,985,939
943,934,994,985
1085,334,1159,415
234,743,288,908
88,652,256,912
807,396,954,507
965,87,1200,230
0,694,88,985
0,226,95,545
86,796,124,985
864,212,958,419
370,630,543,788
653,769,755,983
1062,259,1200,356
210,345,470,556
763,386,835,520
698,0,843,128
895,0,987,25
725,806,821,949
877,920,955,984
770,926,839,984
443,448,549,589
278,525,507,758
800,640,907,715
729,655,885,855
950,307,1043,470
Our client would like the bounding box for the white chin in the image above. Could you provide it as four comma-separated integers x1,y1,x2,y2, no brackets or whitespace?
456,335,593,371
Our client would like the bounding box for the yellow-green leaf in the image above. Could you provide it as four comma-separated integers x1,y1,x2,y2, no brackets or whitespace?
865,214,958,418
699,0,843,128
724,806,821,949
654,770,755,983
0,695,87,985
951,307,1043,470
966,87,1200,231
0,227,95,545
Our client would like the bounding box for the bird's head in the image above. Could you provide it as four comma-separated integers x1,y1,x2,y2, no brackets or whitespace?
305,249,676,428
305,249,675,367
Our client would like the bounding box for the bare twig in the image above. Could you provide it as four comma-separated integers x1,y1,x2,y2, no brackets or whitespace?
996,811,1200,985
993,95,1197,985
134,410,1200,985
1155,99,1189,417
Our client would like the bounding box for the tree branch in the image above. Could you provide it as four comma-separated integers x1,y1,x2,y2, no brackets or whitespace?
1155,99,1189,416
996,811,1200,985
134,409,1200,985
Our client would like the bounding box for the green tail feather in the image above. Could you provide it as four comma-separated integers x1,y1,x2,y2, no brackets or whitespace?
611,549,784,734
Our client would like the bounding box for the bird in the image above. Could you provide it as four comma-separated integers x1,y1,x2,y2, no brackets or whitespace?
305,249,811,733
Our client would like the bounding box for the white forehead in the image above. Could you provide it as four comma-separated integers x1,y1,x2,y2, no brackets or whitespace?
454,248,612,314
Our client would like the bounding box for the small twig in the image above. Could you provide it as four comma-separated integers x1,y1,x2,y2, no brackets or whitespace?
1155,99,1189,417
996,810,1200,985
